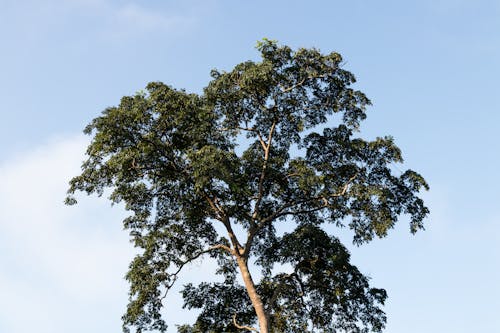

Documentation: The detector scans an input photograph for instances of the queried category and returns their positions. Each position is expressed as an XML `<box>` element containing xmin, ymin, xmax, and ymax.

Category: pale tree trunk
<box><xmin>236</xmin><ymin>256</ymin><xmax>270</xmax><ymax>333</ymax></box>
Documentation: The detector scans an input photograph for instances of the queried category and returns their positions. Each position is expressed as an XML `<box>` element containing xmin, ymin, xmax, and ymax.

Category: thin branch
<box><xmin>258</xmin><ymin>194</ymin><xmax>325</xmax><ymax>226</ymax></box>
<box><xmin>232</xmin><ymin>313</ymin><xmax>258</xmax><ymax>332</ymax></box>
<box><xmin>252</xmin><ymin>120</ymin><xmax>277</xmax><ymax>220</ymax></box>
<box><xmin>220</xmin><ymin>216</ymin><xmax>244</xmax><ymax>257</ymax></box>
<box><xmin>205</xmin><ymin>192</ymin><xmax>244</xmax><ymax>257</ymax></box>
<box><xmin>168</xmin><ymin>244</ymin><xmax>231</xmax><ymax>282</ymax></box>
<box><xmin>288</xmin><ymin>272</ymin><xmax>310</xmax><ymax>316</ymax></box>
<box><xmin>285</xmin><ymin>172</ymin><xmax>301</xmax><ymax>178</ymax></box>
<box><xmin>269</xmin><ymin>272</ymin><xmax>307</xmax><ymax>309</ymax></box>
<box><xmin>244</xmin><ymin>120</ymin><xmax>277</xmax><ymax>258</ymax></box>
<box><xmin>204</xmin><ymin>193</ymin><xmax>224</xmax><ymax>221</ymax></box>
<box><xmin>239</xmin><ymin>126</ymin><xmax>267</xmax><ymax>152</ymax></box>
<box><xmin>279</xmin><ymin>74</ymin><xmax>328</xmax><ymax>93</ymax></box>
<box><xmin>160</xmin><ymin>244</ymin><xmax>232</xmax><ymax>300</ymax></box>
<box><xmin>271</xmin><ymin>205</ymin><xmax>328</xmax><ymax>220</ymax></box>
<box><xmin>221</xmin><ymin>125</ymin><xmax>267</xmax><ymax>152</ymax></box>
<box><xmin>280</xmin><ymin>77</ymin><xmax>306</xmax><ymax>93</ymax></box>
<box><xmin>330</xmin><ymin>172</ymin><xmax>358</xmax><ymax>197</ymax></box>
<box><xmin>243</xmin><ymin>227</ymin><xmax>258</xmax><ymax>259</ymax></box>
<box><xmin>260</xmin><ymin>172</ymin><xmax>359</xmax><ymax>224</ymax></box>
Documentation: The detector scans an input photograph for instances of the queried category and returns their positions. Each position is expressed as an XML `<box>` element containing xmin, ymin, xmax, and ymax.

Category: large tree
<box><xmin>66</xmin><ymin>40</ymin><xmax>429</xmax><ymax>333</ymax></box>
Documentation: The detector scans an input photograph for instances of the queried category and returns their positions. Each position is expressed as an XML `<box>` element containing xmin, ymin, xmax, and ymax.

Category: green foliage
<box><xmin>67</xmin><ymin>40</ymin><xmax>429</xmax><ymax>333</ymax></box>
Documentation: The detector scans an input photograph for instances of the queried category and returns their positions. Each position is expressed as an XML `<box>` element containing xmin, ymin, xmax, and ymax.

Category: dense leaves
<box><xmin>260</xmin><ymin>225</ymin><xmax>387</xmax><ymax>332</ymax></box>
<box><xmin>67</xmin><ymin>40</ymin><xmax>428</xmax><ymax>333</ymax></box>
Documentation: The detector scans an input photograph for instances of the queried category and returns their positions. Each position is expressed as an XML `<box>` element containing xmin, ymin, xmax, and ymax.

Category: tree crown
<box><xmin>67</xmin><ymin>40</ymin><xmax>429</xmax><ymax>333</ymax></box>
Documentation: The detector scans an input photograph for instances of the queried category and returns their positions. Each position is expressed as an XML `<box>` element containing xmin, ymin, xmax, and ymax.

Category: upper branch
<box><xmin>204</xmin><ymin>193</ymin><xmax>225</xmax><ymax>221</ymax></box>
<box><xmin>260</xmin><ymin>172</ymin><xmax>359</xmax><ymax>225</ymax></box>
<box><xmin>243</xmin><ymin>120</ymin><xmax>277</xmax><ymax>258</ymax></box>
<box><xmin>252</xmin><ymin>120</ymin><xmax>277</xmax><ymax>220</ymax></box>
<box><xmin>279</xmin><ymin>73</ymin><xmax>328</xmax><ymax>93</ymax></box>
<box><xmin>279</xmin><ymin>77</ymin><xmax>306</xmax><ymax>93</ymax></box>
<box><xmin>204</xmin><ymin>193</ymin><xmax>244</xmax><ymax>256</ymax></box>
<box><xmin>220</xmin><ymin>125</ymin><xmax>267</xmax><ymax>152</ymax></box>
<box><xmin>222</xmin><ymin>216</ymin><xmax>245</xmax><ymax>257</ymax></box>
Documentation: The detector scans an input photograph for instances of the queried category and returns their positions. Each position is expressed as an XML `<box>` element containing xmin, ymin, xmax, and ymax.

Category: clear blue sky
<box><xmin>0</xmin><ymin>0</ymin><xmax>499</xmax><ymax>332</ymax></box>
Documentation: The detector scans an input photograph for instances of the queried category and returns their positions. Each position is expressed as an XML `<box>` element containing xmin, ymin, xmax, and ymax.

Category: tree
<box><xmin>66</xmin><ymin>40</ymin><xmax>429</xmax><ymax>333</ymax></box>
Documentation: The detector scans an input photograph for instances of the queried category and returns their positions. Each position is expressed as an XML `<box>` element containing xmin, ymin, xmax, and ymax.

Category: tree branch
<box><xmin>160</xmin><ymin>244</ymin><xmax>232</xmax><ymax>300</ymax></box>
<box><xmin>169</xmin><ymin>244</ymin><xmax>231</xmax><ymax>282</ymax></box>
<box><xmin>244</xmin><ymin>120</ymin><xmax>277</xmax><ymax>258</ymax></box>
<box><xmin>221</xmin><ymin>125</ymin><xmax>267</xmax><ymax>152</ymax></box>
<box><xmin>330</xmin><ymin>172</ymin><xmax>358</xmax><ymax>198</ymax></box>
<box><xmin>239</xmin><ymin>126</ymin><xmax>267</xmax><ymax>151</ymax></box>
<box><xmin>280</xmin><ymin>77</ymin><xmax>306</xmax><ymax>93</ymax></box>
<box><xmin>260</xmin><ymin>172</ymin><xmax>359</xmax><ymax>225</ymax></box>
<box><xmin>268</xmin><ymin>272</ymin><xmax>307</xmax><ymax>310</ymax></box>
<box><xmin>222</xmin><ymin>216</ymin><xmax>244</xmax><ymax>257</ymax></box>
<box><xmin>204</xmin><ymin>192</ymin><xmax>244</xmax><ymax>257</ymax></box>
<box><xmin>279</xmin><ymin>74</ymin><xmax>328</xmax><ymax>93</ymax></box>
<box><xmin>252</xmin><ymin>120</ymin><xmax>277</xmax><ymax>220</ymax></box>
<box><xmin>204</xmin><ymin>193</ymin><xmax>225</xmax><ymax>221</ymax></box>
<box><xmin>232</xmin><ymin>313</ymin><xmax>258</xmax><ymax>332</ymax></box>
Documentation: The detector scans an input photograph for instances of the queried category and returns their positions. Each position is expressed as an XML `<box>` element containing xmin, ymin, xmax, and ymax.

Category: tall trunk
<box><xmin>236</xmin><ymin>256</ymin><xmax>269</xmax><ymax>333</ymax></box>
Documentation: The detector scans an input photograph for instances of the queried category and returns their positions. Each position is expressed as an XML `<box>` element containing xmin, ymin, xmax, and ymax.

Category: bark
<box><xmin>236</xmin><ymin>256</ymin><xmax>269</xmax><ymax>333</ymax></box>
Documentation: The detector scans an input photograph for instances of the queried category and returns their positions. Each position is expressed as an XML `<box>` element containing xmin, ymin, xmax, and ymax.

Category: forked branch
<box><xmin>205</xmin><ymin>193</ymin><xmax>244</xmax><ymax>256</ymax></box>
<box><xmin>252</xmin><ymin>120</ymin><xmax>277</xmax><ymax>220</ymax></box>
<box><xmin>204</xmin><ymin>193</ymin><xmax>225</xmax><ymax>221</ymax></box>
<box><xmin>244</xmin><ymin>120</ymin><xmax>277</xmax><ymax>257</ymax></box>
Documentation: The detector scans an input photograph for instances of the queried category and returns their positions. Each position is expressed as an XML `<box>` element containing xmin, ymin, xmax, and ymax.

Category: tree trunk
<box><xmin>236</xmin><ymin>256</ymin><xmax>269</xmax><ymax>333</ymax></box>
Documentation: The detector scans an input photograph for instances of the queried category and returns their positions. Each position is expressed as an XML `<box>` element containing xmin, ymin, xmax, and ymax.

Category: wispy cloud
<box><xmin>1</xmin><ymin>0</ymin><xmax>199</xmax><ymax>45</ymax></box>
<box><xmin>0</xmin><ymin>135</ymin><xmax>133</xmax><ymax>332</ymax></box>
<box><xmin>113</xmin><ymin>3</ymin><xmax>194</xmax><ymax>33</ymax></box>
<box><xmin>0</xmin><ymin>135</ymin><xmax>221</xmax><ymax>332</ymax></box>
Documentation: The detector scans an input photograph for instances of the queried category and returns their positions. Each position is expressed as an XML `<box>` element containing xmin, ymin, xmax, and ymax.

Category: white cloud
<box><xmin>0</xmin><ymin>135</ymin><xmax>222</xmax><ymax>332</ymax></box>
<box><xmin>0</xmin><ymin>135</ymin><xmax>133</xmax><ymax>332</ymax></box>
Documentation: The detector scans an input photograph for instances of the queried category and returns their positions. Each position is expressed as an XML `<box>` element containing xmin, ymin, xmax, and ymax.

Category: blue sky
<box><xmin>0</xmin><ymin>0</ymin><xmax>499</xmax><ymax>332</ymax></box>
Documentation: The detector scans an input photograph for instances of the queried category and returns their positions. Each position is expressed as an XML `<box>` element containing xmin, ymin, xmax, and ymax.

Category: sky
<box><xmin>0</xmin><ymin>0</ymin><xmax>499</xmax><ymax>332</ymax></box>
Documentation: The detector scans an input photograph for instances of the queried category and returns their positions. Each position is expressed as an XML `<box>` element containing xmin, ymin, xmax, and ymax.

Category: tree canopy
<box><xmin>66</xmin><ymin>40</ymin><xmax>429</xmax><ymax>333</ymax></box>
